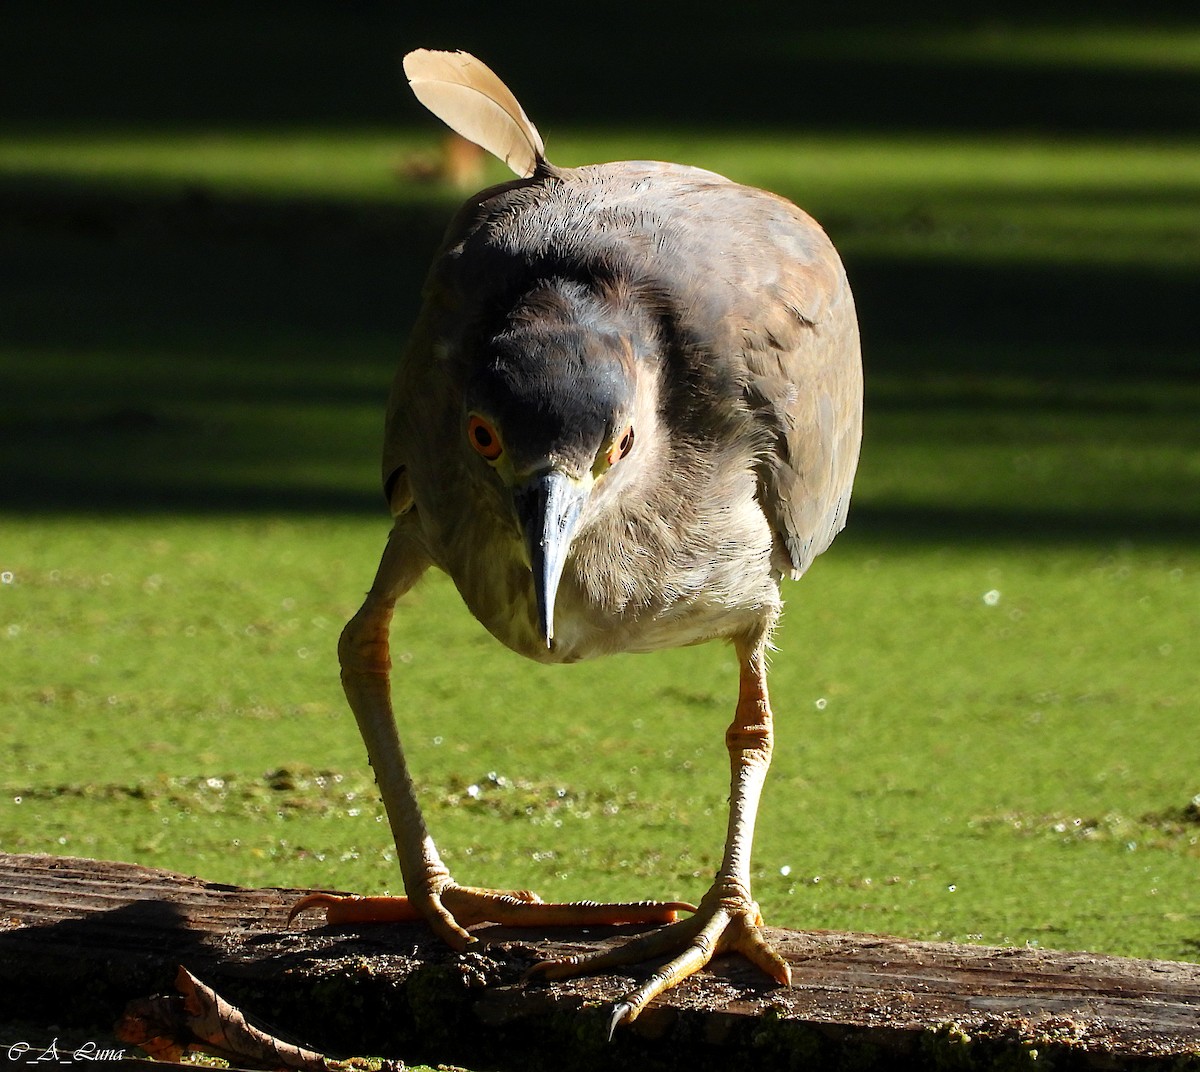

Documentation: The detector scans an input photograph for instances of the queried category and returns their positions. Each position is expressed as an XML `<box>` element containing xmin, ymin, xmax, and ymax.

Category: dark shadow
<box><xmin>0</xmin><ymin>890</ymin><xmax>412</xmax><ymax>1057</ymax></box>
<box><xmin>0</xmin><ymin>896</ymin><xmax>209</xmax><ymax>1028</ymax></box>
<box><xmin>850</xmin><ymin>257</ymin><xmax>1198</xmax><ymax>377</ymax></box>
<box><xmin>3</xmin><ymin>1</ymin><xmax>1199</xmax><ymax>136</ymax></box>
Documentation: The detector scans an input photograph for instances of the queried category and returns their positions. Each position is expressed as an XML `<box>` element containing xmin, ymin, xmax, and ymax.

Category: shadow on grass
<box><xmin>3</xmin><ymin>178</ymin><xmax>1198</xmax><ymax>546</ymax></box>
<box><xmin>4</xmin><ymin>1</ymin><xmax>1199</xmax><ymax>136</ymax></box>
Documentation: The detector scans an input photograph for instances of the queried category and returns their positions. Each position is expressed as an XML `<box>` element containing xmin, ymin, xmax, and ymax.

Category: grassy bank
<box><xmin>2</xmin><ymin>515</ymin><xmax>1198</xmax><ymax>962</ymax></box>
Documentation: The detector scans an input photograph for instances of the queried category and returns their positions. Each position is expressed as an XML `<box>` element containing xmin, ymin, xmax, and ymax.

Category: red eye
<box><xmin>467</xmin><ymin>415</ymin><xmax>504</xmax><ymax>461</ymax></box>
<box><xmin>607</xmin><ymin>426</ymin><xmax>635</xmax><ymax>466</ymax></box>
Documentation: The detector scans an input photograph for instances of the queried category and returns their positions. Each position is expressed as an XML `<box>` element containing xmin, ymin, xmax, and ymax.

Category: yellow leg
<box><xmin>529</xmin><ymin>632</ymin><xmax>790</xmax><ymax>1032</ymax></box>
<box><xmin>311</xmin><ymin>521</ymin><xmax>691</xmax><ymax>946</ymax></box>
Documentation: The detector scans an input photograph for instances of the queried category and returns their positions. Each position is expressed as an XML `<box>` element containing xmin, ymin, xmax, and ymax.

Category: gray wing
<box><xmin>618</xmin><ymin>166</ymin><xmax>863</xmax><ymax>579</ymax></box>
<box><xmin>725</xmin><ymin>193</ymin><xmax>864</xmax><ymax>578</ymax></box>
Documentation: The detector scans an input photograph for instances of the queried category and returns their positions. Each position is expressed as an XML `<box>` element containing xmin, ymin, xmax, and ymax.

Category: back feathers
<box><xmin>403</xmin><ymin>49</ymin><xmax>546</xmax><ymax>179</ymax></box>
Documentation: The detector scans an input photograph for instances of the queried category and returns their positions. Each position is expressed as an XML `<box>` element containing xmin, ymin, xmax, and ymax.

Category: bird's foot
<box><xmin>526</xmin><ymin>891</ymin><xmax>790</xmax><ymax>1034</ymax></box>
<box><xmin>289</xmin><ymin>885</ymin><xmax>694</xmax><ymax>951</ymax></box>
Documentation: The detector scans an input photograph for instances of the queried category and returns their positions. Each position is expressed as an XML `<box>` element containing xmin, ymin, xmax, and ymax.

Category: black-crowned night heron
<box><xmin>294</xmin><ymin>49</ymin><xmax>863</xmax><ymax>1030</ymax></box>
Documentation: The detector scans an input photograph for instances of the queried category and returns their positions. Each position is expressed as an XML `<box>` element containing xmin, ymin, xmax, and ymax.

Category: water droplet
<box><xmin>983</xmin><ymin>589</ymin><xmax>1001</xmax><ymax>606</ymax></box>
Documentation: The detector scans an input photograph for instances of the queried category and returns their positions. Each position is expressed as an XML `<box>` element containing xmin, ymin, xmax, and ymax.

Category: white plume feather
<box><xmin>403</xmin><ymin>49</ymin><xmax>546</xmax><ymax>179</ymax></box>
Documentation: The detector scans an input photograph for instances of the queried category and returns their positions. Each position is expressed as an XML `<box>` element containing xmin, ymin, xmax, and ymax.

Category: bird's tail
<box><xmin>402</xmin><ymin>49</ymin><xmax>546</xmax><ymax>179</ymax></box>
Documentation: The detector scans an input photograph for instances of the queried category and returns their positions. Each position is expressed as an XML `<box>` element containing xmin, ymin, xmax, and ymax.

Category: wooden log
<box><xmin>0</xmin><ymin>852</ymin><xmax>1196</xmax><ymax>1070</ymax></box>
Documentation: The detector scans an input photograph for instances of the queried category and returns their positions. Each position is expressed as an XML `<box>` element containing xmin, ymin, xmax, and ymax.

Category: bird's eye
<box><xmin>467</xmin><ymin>415</ymin><xmax>504</xmax><ymax>461</ymax></box>
<box><xmin>607</xmin><ymin>426</ymin><xmax>635</xmax><ymax>467</ymax></box>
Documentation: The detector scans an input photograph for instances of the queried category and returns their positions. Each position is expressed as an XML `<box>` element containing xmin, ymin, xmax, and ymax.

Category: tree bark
<box><xmin>1</xmin><ymin>853</ymin><xmax>1196</xmax><ymax>1070</ymax></box>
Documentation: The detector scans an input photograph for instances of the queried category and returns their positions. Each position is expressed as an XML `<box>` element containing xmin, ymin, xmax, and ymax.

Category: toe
<box><xmin>288</xmin><ymin>893</ymin><xmax>423</xmax><ymax>926</ymax></box>
<box><xmin>720</xmin><ymin>912</ymin><xmax>791</xmax><ymax>986</ymax></box>
<box><xmin>532</xmin><ymin>902</ymin><xmax>790</xmax><ymax>1029</ymax></box>
<box><xmin>527</xmin><ymin>914</ymin><xmax>700</xmax><ymax>982</ymax></box>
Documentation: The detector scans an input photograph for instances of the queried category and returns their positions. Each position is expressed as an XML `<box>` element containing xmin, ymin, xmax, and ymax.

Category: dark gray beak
<box><xmin>514</xmin><ymin>469</ymin><xmax>590</xmax><ymax>647</ymax></box>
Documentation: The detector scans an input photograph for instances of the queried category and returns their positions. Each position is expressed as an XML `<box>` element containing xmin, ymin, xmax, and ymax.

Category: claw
<box><xmin>607</xmin><ymin>1002</ymin><xmax>633</xmax><ymax>1042</ymax></box>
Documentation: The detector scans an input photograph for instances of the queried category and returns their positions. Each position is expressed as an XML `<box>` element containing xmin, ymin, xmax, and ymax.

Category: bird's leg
<box><xmin>328</xmin><ymin>524</ymin><xmax>470</xmax><ymax>945</ymax></box>
<box><xmin>293</xmin><ymin>522</ymin><xmax>692</xmax><ymax>944</ymax></box>
<box><xmin>529</xmin><ymin>632</ymin><xmax>790</xmax><ymax>1029</ymax></box>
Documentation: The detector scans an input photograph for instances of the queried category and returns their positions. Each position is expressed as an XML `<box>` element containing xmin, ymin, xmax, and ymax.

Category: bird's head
<box><xmin>460</xmin><ymin>279</ymin><xmax>656</xmax><ymax>647</ymax></box>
